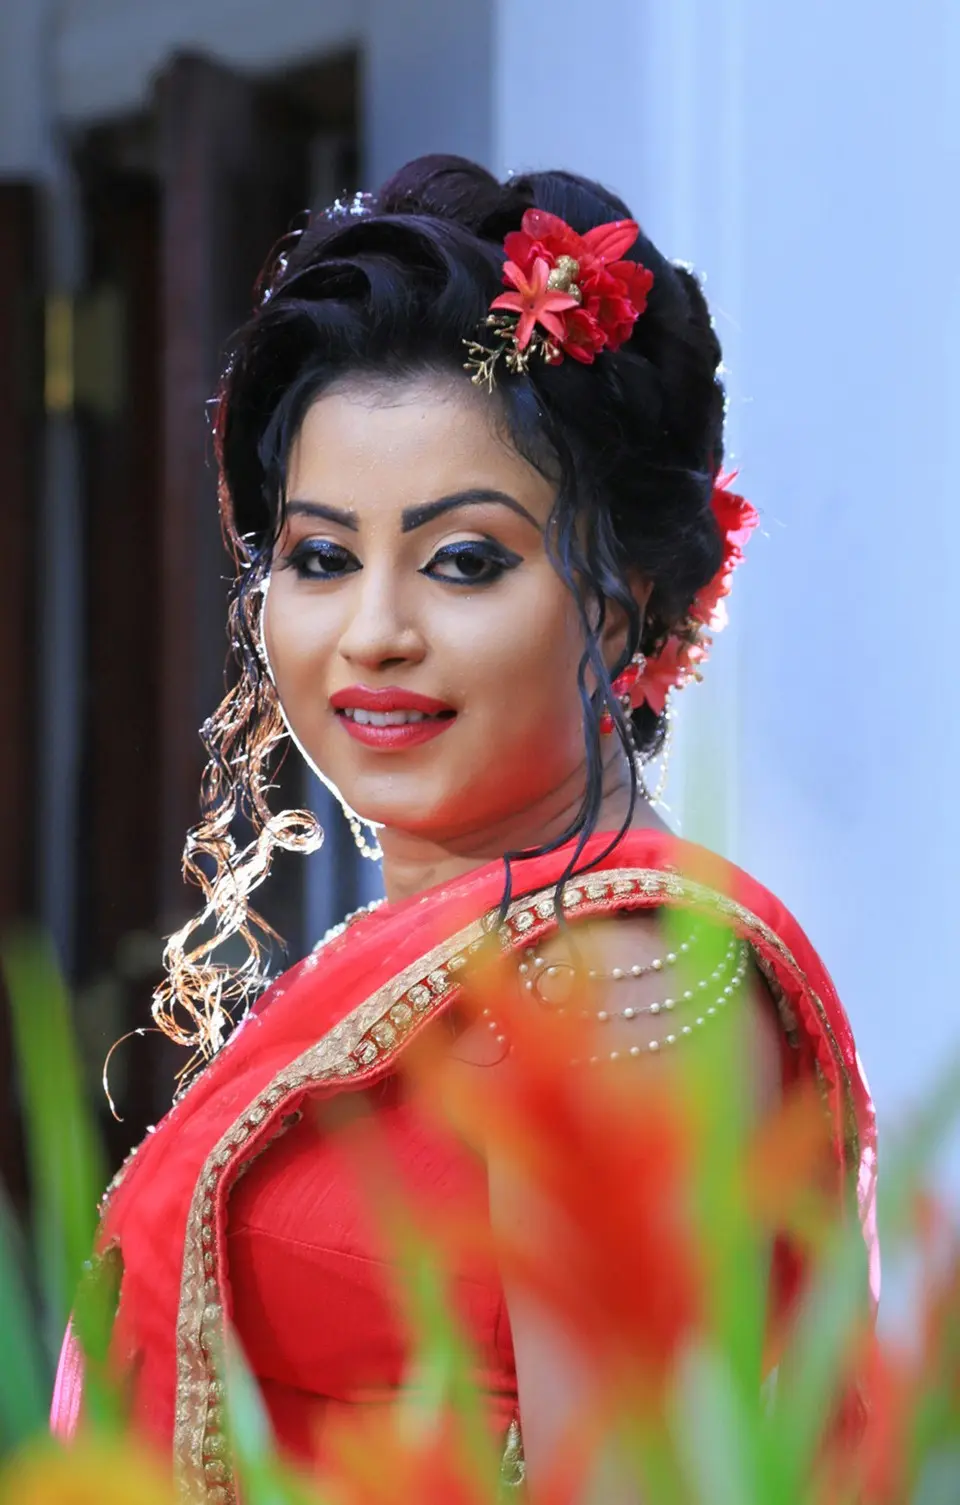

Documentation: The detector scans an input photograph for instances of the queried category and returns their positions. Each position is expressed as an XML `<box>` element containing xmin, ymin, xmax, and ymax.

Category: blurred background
<box><xmin>1</xmin><ymin>0</ymin><xmax>958</xmax><ymax>1209</ymax></box>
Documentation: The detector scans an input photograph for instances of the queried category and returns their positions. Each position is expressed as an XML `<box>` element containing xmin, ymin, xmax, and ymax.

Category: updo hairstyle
<box><xmin>155</xmin><ymin>154</ymin><xmax>728</xmax><ymax>1061</ymax></box>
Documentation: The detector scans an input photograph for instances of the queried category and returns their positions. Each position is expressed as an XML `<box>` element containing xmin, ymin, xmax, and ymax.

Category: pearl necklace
<box><xmin>480</xmin><ymin>938</ymin><xmax>751</xmax><ymax>1061</ymax></box>
<box><xmin>520</xmin><ymin>935</ymin><xmax>741</xmax><ymax>1017</ymax></box>
<box><xmin>518</xmin><ymin>925</ymin><xmax>702</xmax><ymax>1001</ymax></box>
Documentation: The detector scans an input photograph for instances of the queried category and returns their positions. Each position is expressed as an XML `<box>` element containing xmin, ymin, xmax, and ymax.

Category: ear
<box><xmin>599</xmin><ymin>571</ymin><xmax>653</xmax><ymax>672</ymax></box>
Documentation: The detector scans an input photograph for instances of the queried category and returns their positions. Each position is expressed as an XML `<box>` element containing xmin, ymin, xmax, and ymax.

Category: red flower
<box><xmin>689</xmin><ymin>477</ymin><xmax>759</xmax><ymax>632</ymax></box>
<box><xmin>710</xmin><ymin>473</ymin><xmax>759</xmax><ymax>552</ymax></box>
<box><xmin>557</xmin><ymin>306</ymin><xmax>607</xmax><ymax>363</ymax></box>
<box><xmin>634</xmin><ymin>638</ymin><xmax>707</xmax><ymax>716</ymax></box>
<box><xmin>504</xmin><ymin>209</ymin><xmax>640</xmax><ymax>274</ymax></box>
<box><xmin>578</xmin><ymin>262</ymin><xmax>655</xmax><ymax>351</ymax></box>
<box><xmin>493</xmin><ymin>209</ymin><xmax>653</xmax><ymax>367</ymax></box>
<box><xmin>608</xmin><ymin>257</ymin><xmax>656</xmax><ymax>313</ymax></box>
<box><xmin>489</xmin><ymin>256</ymin><xmax>580</xmax><ymax>352</ymax></box>
<box><xmin>603</xmin><ymin>476</ymin><xmax>756</xmax><ymax>713</ymax></box>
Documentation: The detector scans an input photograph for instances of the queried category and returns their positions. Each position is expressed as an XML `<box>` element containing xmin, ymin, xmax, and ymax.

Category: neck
<box><xmin>376</xmin><ymin>750</ymin><xmax>670</xmax><ymax>906</ymax></box>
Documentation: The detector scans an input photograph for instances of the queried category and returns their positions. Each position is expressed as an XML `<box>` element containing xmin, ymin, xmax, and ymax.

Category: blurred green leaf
<box><xmin>70</xmin><ymin>1251</ymin><xmax>126</xmax><ymax>1434</ymax></box>
<box><xmin>0</xmin><ymin>1183</ymin><xmax>49</xmax><ymax>1451</ymax></box>
<box><xmin>763</xmin><ymin>1201</ymin><xmax>869</xmax><ymax>1494</ymax></box>
<box><xmin>2</xmin><ymin>929</ymin><xmax>107</xmax><ymax>1352</ymax></box>
<box><xmin>672</xmin><ymin>1343</ymin><xmax>760</xmax><ymax>1505</ymax></box>
<box><xmin>914</xmin><ymin>1448</ymin><xmax>960</xmax><ymax>1505</ymax></box>
<box><xmin>679</xmin><ymin>980</ymin><xmax>767</xmax><ymax>1405</ymax></box>
<box><xmin>223</xmin><ymin>1333</ymin><xmax>331</xmax><ymax>1505</ymax></box>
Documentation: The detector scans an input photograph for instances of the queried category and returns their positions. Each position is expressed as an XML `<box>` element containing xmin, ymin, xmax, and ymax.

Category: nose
<box><xmin>336</xmin><ymin>562</ymin><xmax>426</xmax><ymax>673</ymax></box>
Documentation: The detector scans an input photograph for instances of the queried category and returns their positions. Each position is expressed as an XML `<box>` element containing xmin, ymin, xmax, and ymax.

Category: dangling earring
<box><xmin>599</xmin><ymin>651</ymin><xmax>647</xmax><ymax>735</ymax></box>
<box><xmin>599</xmin><ymin>650</ymin><xmax>660</xmax><ymax>805</ymax></box>
<box><xmin>641</xmin><ymin>699</ymin><xmax>675</xmax><ymax>809</ymax></box>
<box><xmin>345</xmin><ymin>811</ymin><xmax>383</xmax><ymax>862</ymax></box>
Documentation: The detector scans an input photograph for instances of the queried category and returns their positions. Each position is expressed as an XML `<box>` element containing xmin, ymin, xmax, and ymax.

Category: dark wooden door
<box><xmin>0</xmin><ymin>184</ymin><xmax>42</xmax><ymax>933</ymax></box>
<box><xmin>0</xmin><ymin>182</ymin><xmax>43</xmax><ymax>1199</ymax></box>
<box><xmin>153</xmin><ymin>50</ymin><xmax>359</xmax><ymax>958</ymax></box>
<box><xmin>71</xmin><ymin>52</ymin><xmax>358</xmax><ymax>1136</ymax></box>
<box><xmin>155</xmin><ymin>53</ymin><xmax>284</xmax><ymax>923</ymax></box>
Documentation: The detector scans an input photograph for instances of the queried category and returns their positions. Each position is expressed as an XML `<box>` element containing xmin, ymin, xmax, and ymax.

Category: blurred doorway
<box><xmin>68</xmin><ymin>50</ymin><xmax>359</xmax><ymax>1153</ymax></box>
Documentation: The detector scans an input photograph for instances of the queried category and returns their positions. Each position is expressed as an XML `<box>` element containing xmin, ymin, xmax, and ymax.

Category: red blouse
<box><xmin>228</xmin><ymin>1072</ymin><xmax>517</xmax><ymax>1466</ymax></box>
<box><xmin>51</xmin><ymin>829</ymin><xmax>878</xmax><ymax>1505</ymax></box>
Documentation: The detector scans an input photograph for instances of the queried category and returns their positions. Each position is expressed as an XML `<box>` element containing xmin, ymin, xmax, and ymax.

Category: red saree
<box><xmin>51</xmin><ymin>828</ymin><xmax>877</xmax><ymax>1500</ymax></box>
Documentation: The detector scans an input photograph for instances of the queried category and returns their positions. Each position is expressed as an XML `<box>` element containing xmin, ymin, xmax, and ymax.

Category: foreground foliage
<box><xmin>1</xmin><ymin>929</ymin><xmax>958</xmax><ymax>1504</ymax></box>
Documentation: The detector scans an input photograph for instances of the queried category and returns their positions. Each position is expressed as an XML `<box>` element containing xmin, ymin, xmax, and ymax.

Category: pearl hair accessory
<box><xmin>479</xmin><ymin>935</ymin><xmax>751</xmax><ymax>1061</ymax></box>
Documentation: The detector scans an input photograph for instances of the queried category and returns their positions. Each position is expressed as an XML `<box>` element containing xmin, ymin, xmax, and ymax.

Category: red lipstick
<box><xmin>329</xmin><ymin>685</ymin><xmax>457</xmax><ymax>750</ymax></box>
<box><xmin>329</xmin><ymin>687</ymin><xmax>454</xmax><ymax>714</ymax></box>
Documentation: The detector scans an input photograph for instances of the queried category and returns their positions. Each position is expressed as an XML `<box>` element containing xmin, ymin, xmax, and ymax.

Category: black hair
<box><xmin>187</xmin><ymin>152</ymin><xmax>728</xmax><ymax>1025</ymax></box>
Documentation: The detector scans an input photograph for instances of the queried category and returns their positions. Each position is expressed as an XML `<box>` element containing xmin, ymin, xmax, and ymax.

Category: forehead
<box><xmin>286</xmin><ymin>373</ymin><xmax>555</xmax><ymax>516</ymax></box>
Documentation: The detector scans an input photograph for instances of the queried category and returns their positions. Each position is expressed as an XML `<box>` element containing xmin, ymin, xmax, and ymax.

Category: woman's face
<box><xmin>263</xmin><ymin>372</ymin><xmax>618</xmax><ymax>847</ymax></box>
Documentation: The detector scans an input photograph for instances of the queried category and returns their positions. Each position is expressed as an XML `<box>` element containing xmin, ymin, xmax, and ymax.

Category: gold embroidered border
<box><xmin>173</xmin><ymin>866</ymin><xmax>861</xmax><ymax>1501</ymax></box>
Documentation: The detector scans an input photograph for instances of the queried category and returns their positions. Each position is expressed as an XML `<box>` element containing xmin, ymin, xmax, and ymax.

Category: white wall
<box><xmin>492</xmin><ymin>0</ymin><xmax>960</xmax><ymax>1188</ymax></box>
<box><xmin>364</xmin><ymin>0</ymin><xmax>492</xmax><ymax>185</ymax></box>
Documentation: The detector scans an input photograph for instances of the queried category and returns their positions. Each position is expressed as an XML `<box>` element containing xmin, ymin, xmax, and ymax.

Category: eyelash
<box><xmin>282</xmin><ymin>539</ymin><xmax>521</xmax><ymax>587</ymax></box>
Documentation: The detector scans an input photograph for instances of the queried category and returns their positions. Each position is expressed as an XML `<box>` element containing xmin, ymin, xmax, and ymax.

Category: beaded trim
<box><xmin>168</xmin><ymin>866</ymin><xmax>858</xmax><ymax>1502</ymax></box>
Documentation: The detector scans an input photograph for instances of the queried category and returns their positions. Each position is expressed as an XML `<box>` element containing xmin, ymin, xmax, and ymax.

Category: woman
<box><xmin>53</xmin><ymin>155</ymin><xmax>877</xmax><ymax>1500</ymax></box>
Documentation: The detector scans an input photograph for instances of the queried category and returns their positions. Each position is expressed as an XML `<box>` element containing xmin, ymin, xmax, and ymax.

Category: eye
<box><xmin>423</xmin><ymin>541</ymin><xmax>521</xmax><ymax>586</ymax></box>
<box><xmin>284</xmin><ymin>539</ymin><xmax>360</xmax><ymax>580</ymax></box>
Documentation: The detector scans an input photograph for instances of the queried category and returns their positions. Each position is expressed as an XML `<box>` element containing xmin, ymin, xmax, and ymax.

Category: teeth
<box><xmin>344</xmin><ymin>708</ymin><xmax>431</xmax><ymax>726</ymax></box>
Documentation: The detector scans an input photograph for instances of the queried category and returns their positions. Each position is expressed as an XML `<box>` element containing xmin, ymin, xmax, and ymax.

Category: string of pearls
<box><xmin>522</xmin><ymin>925</ymin><xmax>702</xmax><ymax>994</ymax></box>
<box><xmin>479</xmin><ymin>936</ymin><xmax>751</xmax><ymax>1061</ymax></box>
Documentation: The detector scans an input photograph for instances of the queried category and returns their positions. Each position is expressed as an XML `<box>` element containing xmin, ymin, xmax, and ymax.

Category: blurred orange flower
<box><xmin>744</xmin><ymin>1079</ymin><xmax>835</xmax><ymax>1245</ymax></box>
<box><xmin>0</xmin><ymin>1439</ymin><xmax>178</xmax><ymax>1505</ymax></box>
<box><xmin>320</xmin><ymin>1411</ymin><xmax>498</xmax><ymax>1505</ymax></box>
<box><xmin>416</xmin><ymin>959</ymin><xmax>703</xmax><ymax>1398</ymax></box>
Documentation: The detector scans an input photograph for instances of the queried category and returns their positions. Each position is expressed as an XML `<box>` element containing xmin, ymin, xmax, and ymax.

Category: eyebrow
<box><xmin>285</xmin><ymin>488</ymin><xmax>542</xmax><ymax>534</ymax></box>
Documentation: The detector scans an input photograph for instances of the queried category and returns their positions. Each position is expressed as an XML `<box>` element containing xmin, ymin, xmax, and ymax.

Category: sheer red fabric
<box><xmin>51</xmin><ymin>829</ymin><xmax>878</xmax><ymax>1496</ymax></box>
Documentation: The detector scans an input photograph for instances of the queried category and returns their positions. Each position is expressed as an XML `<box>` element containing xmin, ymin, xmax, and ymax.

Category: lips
<box><xmin>330</xmin><ymin>686</ymin><xmax>454</xmax><ymax>714</ymax></box>
<box><xmin>330</xmin><ymin>685</ymin><xmax>457</xmax><ymax>750</ymax></box>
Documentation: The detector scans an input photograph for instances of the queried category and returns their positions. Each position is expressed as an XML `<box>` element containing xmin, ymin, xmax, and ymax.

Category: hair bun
<box><xmin>375</xmin><ymin>153</ymin><xmax>529</xmax><ymax>239</ymax></box>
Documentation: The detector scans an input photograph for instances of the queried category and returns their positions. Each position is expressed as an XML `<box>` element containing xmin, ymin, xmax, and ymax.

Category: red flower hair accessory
<box><xmin>464</xmin><ymin>209</ymin><xmax>654</xmax><ymax>389</ymax></box>
<box><xmin>610</xmin><ymin>474</ymin><xmax>759</xmax><ymax>721</ymax></box>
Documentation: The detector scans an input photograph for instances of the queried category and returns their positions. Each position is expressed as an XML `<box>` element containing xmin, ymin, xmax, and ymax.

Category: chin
<box><xmin>340</xmin><ymin>769</ymin><xmax>459</xmax><ymax>823</ymax></box>
<box><xmin>350</xmin><ymin>791</ymin><xmax>487</xmax><ymax>844</ymax></box>
<box><xmin>359</xmin><ymin>805</ymin><xmax>459</xmax><ymax>839</ymax></box>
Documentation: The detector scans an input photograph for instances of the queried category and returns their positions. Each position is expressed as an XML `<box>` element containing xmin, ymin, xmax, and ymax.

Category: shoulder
<box><xmin>455</xmin><ymin>901</ymin><xmax>782</xmax><ymax>1122</ymax></box>
<box><xmin>541</xmin><ymin>909</ymin><xmax>780</xmax><ymax>1110</ymax></box>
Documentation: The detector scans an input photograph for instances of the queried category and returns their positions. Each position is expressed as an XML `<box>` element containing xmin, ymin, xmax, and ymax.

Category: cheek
<box><xmin>262</xmin><ymin>584</ymin><xmax>334</xmax><ymax>725</ymax></box>
<box><xmin>457</xmin><ymin>584</ymin><xmax>586</xmax><ymax>757</ymax></box>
